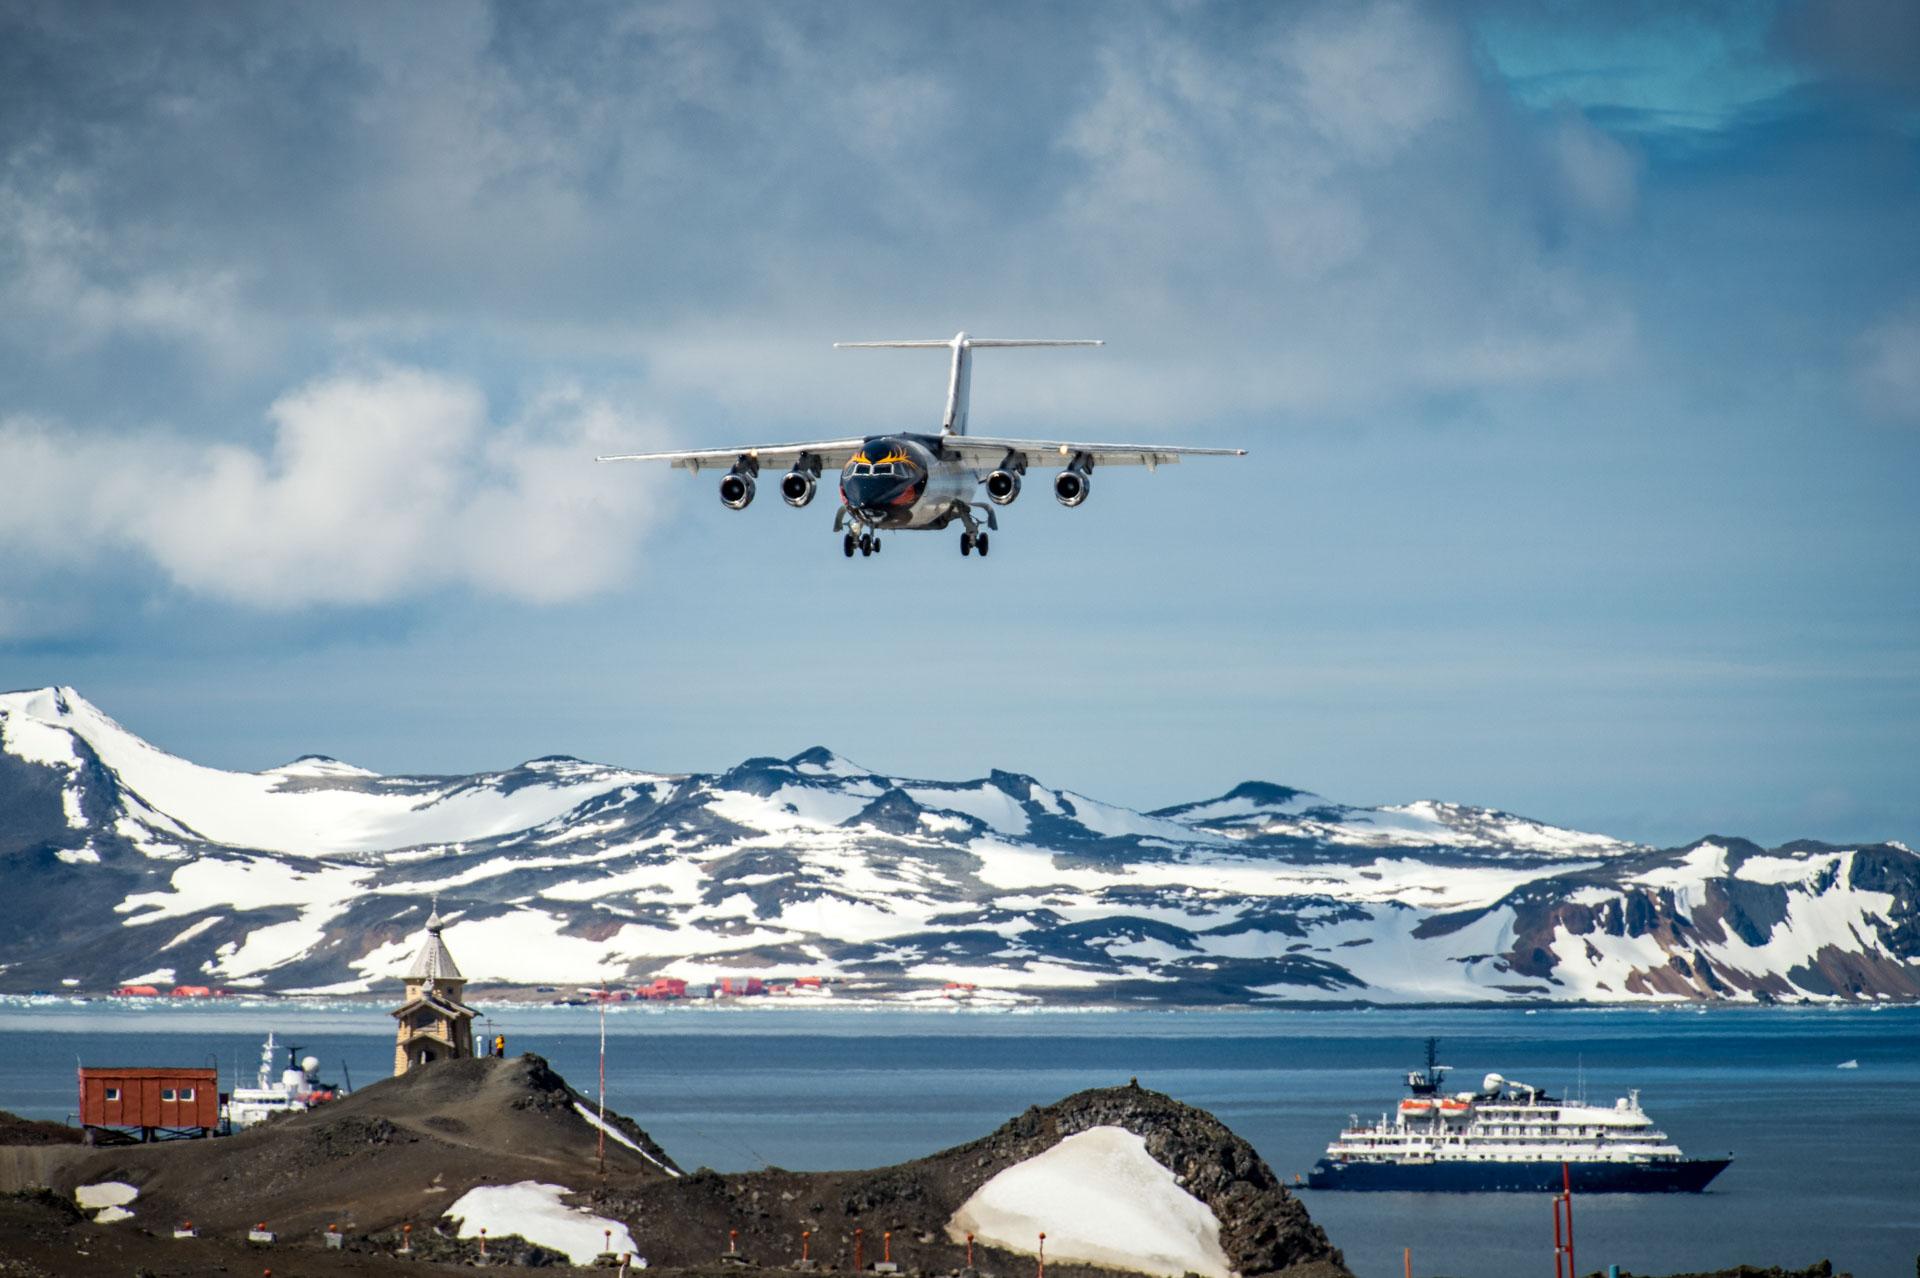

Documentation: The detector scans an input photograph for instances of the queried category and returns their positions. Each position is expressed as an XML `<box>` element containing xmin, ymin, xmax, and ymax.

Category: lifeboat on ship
<box><xmin>1438</xmin><ymin>1098</ymin><xmax>1472</xmax><ymax>1120</ymax></box>
<box><xmin>1398</xmin><ymin>1098</ymin><xmax>1436</xmax><ymax>1117</ymax></box>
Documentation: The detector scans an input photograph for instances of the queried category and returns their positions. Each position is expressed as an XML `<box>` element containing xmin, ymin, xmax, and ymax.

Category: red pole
<box><xmin>730</xmin><ymin>1229</ymin><xmax>739</xmax><ymax>1255</ymax></box>
<box><xmin>855</xmin><ymin>1228</ymin><xmax>864</xmax><ymax>1271</ymax></box>
<box><xmin>1403</xmin><ymin>1246</ymin><xmax>1411</xmax><ymax>1278</ymax></box>
<box><xmin>967</xmin><ymin>1234</ymin><xmax>975</xmax><ymax>1269</ymax></box>
<box><xmin>1553</xmin><ymin>1195</ymin><xmax>1564</xmax><ymax>1278</ymax></box>
<box><xmin>1563</xmin><ymin>1162</ymin><xmax>1575</xmax><ymax>1278</ymax></box>
<box><xmin>802</xmin><ymin>1230</ymin><xmax>811</xmax><ymax>1262</ymax></box>
<box><xmin>1038</xmin><ymin>1231</ymin><xmax>1047</xmax><ymax>1278</ymax></box>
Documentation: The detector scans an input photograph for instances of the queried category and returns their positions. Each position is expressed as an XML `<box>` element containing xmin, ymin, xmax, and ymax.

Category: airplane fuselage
<box><xmin>838</xmin><ymin>434</ymin><xmax>978</xmax><ymax>531</ymax></box>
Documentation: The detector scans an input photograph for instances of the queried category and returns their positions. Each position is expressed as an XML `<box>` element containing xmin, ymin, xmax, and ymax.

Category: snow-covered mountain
<box><xmin>2</xmin><ymin>686</ymin><xmax>1914</xmax><ymax>1004</ymax></box>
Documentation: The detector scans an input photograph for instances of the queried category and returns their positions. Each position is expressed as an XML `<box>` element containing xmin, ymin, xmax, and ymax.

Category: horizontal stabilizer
<box><xmin>833</xmin><ymin>331</ymin><xmax>1103</xmax><ymax>434</ymax></box>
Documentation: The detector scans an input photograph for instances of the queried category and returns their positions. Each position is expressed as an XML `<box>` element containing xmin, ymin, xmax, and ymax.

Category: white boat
<box><xmin>1307</xmin><ymin>1038</ymin><xmax>1731</xmax><ymax>1193</ymax></box>
<box><xmin>221</xmin><ymin>1032</ymin><xmax>346</xmax><ymax>1129</ymax></box>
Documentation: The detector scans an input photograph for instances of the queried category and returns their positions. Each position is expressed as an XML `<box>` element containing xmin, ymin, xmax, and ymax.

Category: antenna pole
<box><xmin>597</xmin><ymin>993</ymin><xmax>607</xmax><ymax>1176</ymax></box>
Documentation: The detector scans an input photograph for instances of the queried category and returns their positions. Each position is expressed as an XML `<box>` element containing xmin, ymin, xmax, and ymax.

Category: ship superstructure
<box><xmin>1306</xmin><ymin>1039</ymin><xmax>1731</xmax><ymax>1192</ymax></box>
<box><xmin>221</xmin><ymin>1032</ymin><xmax>346</xmax><ymax>1129</ymax></box>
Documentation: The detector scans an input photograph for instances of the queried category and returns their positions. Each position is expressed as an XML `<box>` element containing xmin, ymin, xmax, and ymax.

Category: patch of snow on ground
<box><xmin>1735</xmin><ymin>853</ymin><xmax>1843</xmax><ymax>885</ymax></box>
<box><xmin>1632</xmin><ymin>843</ymin><xmax>1730</xmax><ymax>891</ymax></box>
<box><xmin>5</xmin><ymin>688</ymin><xmax>652</xmax><ymax>855</ymax></box>
<box><xmin>92</xmin><ymin>1205</ymin><xmax>134</xmax><ymax>1223</ymax></box>
<box><xmin>117</xmin><ymin>968</ymin><xmax>175</xmax><ymax>985</ymax></box>
<box><xmin>445</xmin><ymin>1181</ymin><xmax>636</xmax><ymax>1265</ymax></box>
<box><xmin>56</xmin><ymin>845</ymin><xmax>100</xmax><ymax>864</ymax></box>
<box><xmin>947</xmin><ymin>1126</ymin><xmax>1230</xmax><ymax>1278</ymax></box>
<box><xmin>212</xmin><ymin>902</ymin><xmax>350</xmax><ymax>978</ymax></box>
<box><xmin>1060</xmin><ymin>793</ymin><xmax>1217</xmax><ymax>843</ymax></box>
<box><xmin>117</xmin><ymin>856</ymin><xmax>371</xmax><ymax>925</ymax></box>
<box><xmin>75</xmin><ymin>1182</ymin><xmax>138</xmax><ymax>1210</ymax></box>
<box><xmin>572</xmin><ymin>1101</ymin><xmax>679</xmax><ymax>1176</ymax></box>
<box><xmin>159</xmin><ymin>916</ymin><xmax>223</xmax><ymax>952</ymax></box>
<box><xmin>906</xmin><ymin>786</ymin><xmax>1029</xmax><ymax>836</ymax></box>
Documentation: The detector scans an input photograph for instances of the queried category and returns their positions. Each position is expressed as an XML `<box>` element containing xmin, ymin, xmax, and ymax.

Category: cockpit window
<box><xmin>851</xmin><ymin>462</ymin><xmax>872</xmax><ymax>474</ymax></box>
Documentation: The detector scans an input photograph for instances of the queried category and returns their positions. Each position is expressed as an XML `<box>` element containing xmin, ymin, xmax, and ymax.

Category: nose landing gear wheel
<box><xmin>960</xmin><ymin>532</ymin><xmax>974</xmax><ymax>556</ymax></box>
<box><xmin>843</xmin><ymin>533</ymin><xmax>856</xmax><ymax>558</ymax></box>
<box><xmin>975</xmin><ymin>531</ymin><xmax>989</xmax><ymax>557</ymax></box>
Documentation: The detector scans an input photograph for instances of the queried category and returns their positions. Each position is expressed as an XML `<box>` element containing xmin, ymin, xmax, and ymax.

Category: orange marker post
<box><xmin>884</xmin><ymin>1231</ymin><xmax>892</xmax><ymax>1264</ymax></box>
<box><xmin>1038</xmin><ymin>1231</ymin><xmax>1047</xmax><ymax>1278</ymax></box>
<box><xmin>966</xmin><ymin>1233</ymin><xmax>975</xmax><ymax>1268</ymax></box>
<box><xmin>855</xmin><ymin>1227</ymin><xmax>865</xmax><ymax>1271</ymax></box>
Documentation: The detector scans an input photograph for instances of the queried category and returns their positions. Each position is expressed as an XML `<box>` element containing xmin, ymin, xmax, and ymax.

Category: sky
<box><xmin>1</xmin><ymin>0</ymin><xmax>1916</xmax><ymax>848</ymax></box>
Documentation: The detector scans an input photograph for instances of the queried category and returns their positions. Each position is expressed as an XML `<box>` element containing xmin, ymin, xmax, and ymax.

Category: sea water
<box><xmin>2</xmin><ymin>1002</ymin><xmax>1915</xmax><ymax>1278</ymax></box>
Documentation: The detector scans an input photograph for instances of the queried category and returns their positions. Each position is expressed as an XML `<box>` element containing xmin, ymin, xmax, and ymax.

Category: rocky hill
<box><xmin>2</xmin><ymin>686</ymin><xmax>1915</xmax><ymax>1004</ymax></box>
<box><xmin>16</xmin><ymin>1057</ymin><xmax>1345</xmax><ymax>1278</ymax></box>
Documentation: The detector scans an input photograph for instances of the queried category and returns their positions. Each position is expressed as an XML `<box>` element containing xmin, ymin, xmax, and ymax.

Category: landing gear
<box><xmin>843</xmin><ymin>533</ymin><xmax>856</xmax><ymax>558</ymax></box>
<box><xmin>859</xmin><ymin>533</ymin><xmax>874</xmax><ymax>557</ymax></box>
<box><xmin>975</xmin><ymin>531</ymin><xmax>989</xmax><ymax>557</ymax></box>
<box><xmin>960</xmin><ymin>532</ymin><xmax>973</xmax><ymax>556</ymax></box>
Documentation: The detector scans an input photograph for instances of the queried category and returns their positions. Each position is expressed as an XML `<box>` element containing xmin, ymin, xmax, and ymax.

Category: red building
<box><xmin>77</xmin><ymin>1067</ymin><xmax>220</xmax><ymax>1143</ymax></box>
<box><xmin>713</xmin><ymin>976</ymin><xmax>765</xmax><ymax>997</ymax></box>
<box><xmin>639</xmin><ymin>978</ymin><xmax>688</xmax><ymax>1000</ymax></box>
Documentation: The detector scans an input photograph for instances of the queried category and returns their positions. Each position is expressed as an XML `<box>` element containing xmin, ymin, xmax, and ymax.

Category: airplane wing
<box><xmin>596</xmin><ymin>439</ymin><xmax>870</xmax><ymax>472</ymax></box>
<box><xmin>937</xmin><ymin>436</ymin><xmax>1247</xmax><ymax>470</ymax></box>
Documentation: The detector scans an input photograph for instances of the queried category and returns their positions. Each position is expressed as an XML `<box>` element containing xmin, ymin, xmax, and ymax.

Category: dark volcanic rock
<box><xmin>0</xmin><ymin>1111</ymin><xmax>82</xmax><ymax>1147</ymax></box>
<box><xmin>592</xmin><ymin>1081</ymin><xmax>1349</xmax><ymax>1278</ymax></box>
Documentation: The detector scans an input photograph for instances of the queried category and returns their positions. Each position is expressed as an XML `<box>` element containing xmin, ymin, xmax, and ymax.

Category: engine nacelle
<box><xmin>985</xmin><ymin>469</ymin><xmax>1022</xmax><ymax>506</ymax></box>
<box><xmin>719</xmin><ymin>471</ymin><xmax>756</xmax><ymax>510</ymax></box>
<box><xmin>780</xmin><ymin>470</ymin><xmax>817</xmax><ymax>508</ymax></box>
<box><xmin>1053</xmin><ymin>469</ymin><xmax>1091</xmax><ymax>507</ymax></box>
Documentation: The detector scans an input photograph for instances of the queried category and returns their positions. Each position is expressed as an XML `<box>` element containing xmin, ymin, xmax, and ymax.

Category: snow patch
<box><xmin>572</xmin><ymin>1101</ymin><xmax>679</xmax><ymax>1177</ymax></box>
<box><xmin>444</xmin><ymin>1181</ymin><xmax>636</xmax><ymax>1265</ymax></box>
<box><xmin>947</xmin><ymin>1126</ymin><xmax>1230</xmax><ymax>1278</ymax></box>
<box><xmin>75</xmin><ymin>1182</ymin><xmax>138</xmax><ymax>1210</ymax></box>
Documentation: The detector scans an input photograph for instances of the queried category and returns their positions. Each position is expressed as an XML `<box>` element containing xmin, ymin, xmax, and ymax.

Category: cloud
<box><xmin>1856</xmin><ymin>309</ymin><xmax>1920</xmax><ymax>424</ymax></box>
<box><xmin>0</xmin><ymin>0</ymin><xmax>1646</xmax><ymax>435</ymax></box>
<box><xmin>0</xmin><ymin>367</ymin><xmax>668</xmax><ymax>608</ymax></box>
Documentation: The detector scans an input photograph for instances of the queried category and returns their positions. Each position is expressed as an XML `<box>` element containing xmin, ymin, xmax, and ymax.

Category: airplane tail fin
<box><xmin>834</xmin><ymin>332</ymin><xmax>1102</xmax><ymax>435</ymax></box>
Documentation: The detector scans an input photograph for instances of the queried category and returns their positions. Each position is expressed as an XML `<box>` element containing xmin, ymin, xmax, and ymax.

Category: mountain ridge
<box><xmin>1</xmin><ymin>686</ymin><xmax>1914</xmax><ymax>1004</ymax></box>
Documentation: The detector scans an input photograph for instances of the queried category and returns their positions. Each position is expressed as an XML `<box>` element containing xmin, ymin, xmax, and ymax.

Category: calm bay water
<box><xmin>2</xmin><ymin>1002</ymin><xmax>1915</xmax><ymax>1278</ymax></box>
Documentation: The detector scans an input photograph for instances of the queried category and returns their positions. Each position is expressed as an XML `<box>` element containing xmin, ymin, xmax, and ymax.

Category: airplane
<box><xmin>597</xmin><ymin>332</ymin><xmax>1246</xmax><ymax>558</ymax></box>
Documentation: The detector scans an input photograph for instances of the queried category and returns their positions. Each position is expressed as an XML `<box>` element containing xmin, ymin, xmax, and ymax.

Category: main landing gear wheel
<box><xmin>859</xmin><ymin>533</ymin><xmax>874</xmax><ymax>557</ymax></box>
<box><xmin>843</xmin><ymin>533</ymin><xmax>856</xmax><ymax>558</ymax></box>
<box><xmin>960</xmin><ymin>532</ymin><xmax>974</xmax><ymax>556</ymax></box>
<box><xmin>975</xmin><ymin>531</ymin><xmax>989</xmax><ymax>557</ymax></box>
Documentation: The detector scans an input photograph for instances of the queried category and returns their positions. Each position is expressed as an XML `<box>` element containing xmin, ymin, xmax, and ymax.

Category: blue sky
<box><xmin>1</xmin><ymin>1</ymin><xmax>1915</xmax><ymax>846</ymax></box>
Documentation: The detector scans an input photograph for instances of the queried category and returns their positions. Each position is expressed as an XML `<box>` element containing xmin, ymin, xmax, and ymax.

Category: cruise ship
<box><xmin>1305</xmin><ymin>1040</ymin><xmax>1731</xmax><ymax>1193</ymax></box>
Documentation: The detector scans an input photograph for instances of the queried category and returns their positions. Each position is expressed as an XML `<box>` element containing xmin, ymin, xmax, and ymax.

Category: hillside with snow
<box><xmin>1</xmin><ymin>686</ymin><xmax>1914</xmax><ymax>1004</ymax></box>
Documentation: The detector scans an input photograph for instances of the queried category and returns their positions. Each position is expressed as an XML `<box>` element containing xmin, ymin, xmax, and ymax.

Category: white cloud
<box><xmin>1857</xmin><ymin>309</ymin><xmax>1920</xmax><ymax>424</ymax></box>
<box><xmin>0</xmin><ymin>367</ymin><xmax>669</xmax><ymax>608</ymax></box>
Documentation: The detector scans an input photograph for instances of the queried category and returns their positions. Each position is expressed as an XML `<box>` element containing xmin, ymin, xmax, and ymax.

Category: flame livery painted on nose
<box><xmin>841</xmin><ymin>445</ymin><xmax>922</xmax><ymax>512</ymax></box>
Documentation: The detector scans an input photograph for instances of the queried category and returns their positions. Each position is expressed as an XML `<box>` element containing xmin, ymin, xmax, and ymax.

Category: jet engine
<box><xmin>781</xmin><ymin>470</ymin><xmax>817</xmax><ymax>508</ymax></box>
<box><xmin>719</xmin><ymin>469</ymin><xmax>756</xmax><ymax>510</ymax></box>
<box><xmin>985</xmin><ymin>469</ymin><xmax>1022</xmax><ymax>505</ymax></box>
<box><xmin>1053</xmin><ymin>466</ymin><xmax>1091</xmax><ymax>507</ymax></box>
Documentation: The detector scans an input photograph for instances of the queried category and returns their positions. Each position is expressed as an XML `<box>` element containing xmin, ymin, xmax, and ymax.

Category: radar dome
<box><xmin>301</xmin><ymin>1055</ymin><xmax>320</xmax><ymax>1074</ymax></box>
<box><xmin>1482</xmin><ymin>1072</ymin><xmax>1505</xmax><ymax>1093</ymax></box>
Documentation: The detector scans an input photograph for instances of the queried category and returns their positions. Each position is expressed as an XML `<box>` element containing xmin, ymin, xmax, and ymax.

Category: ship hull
<box><xmin>1306</xmin><ymin>1156</ymin><xmax>1731</xmax><ymax>1193</ymax></box>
